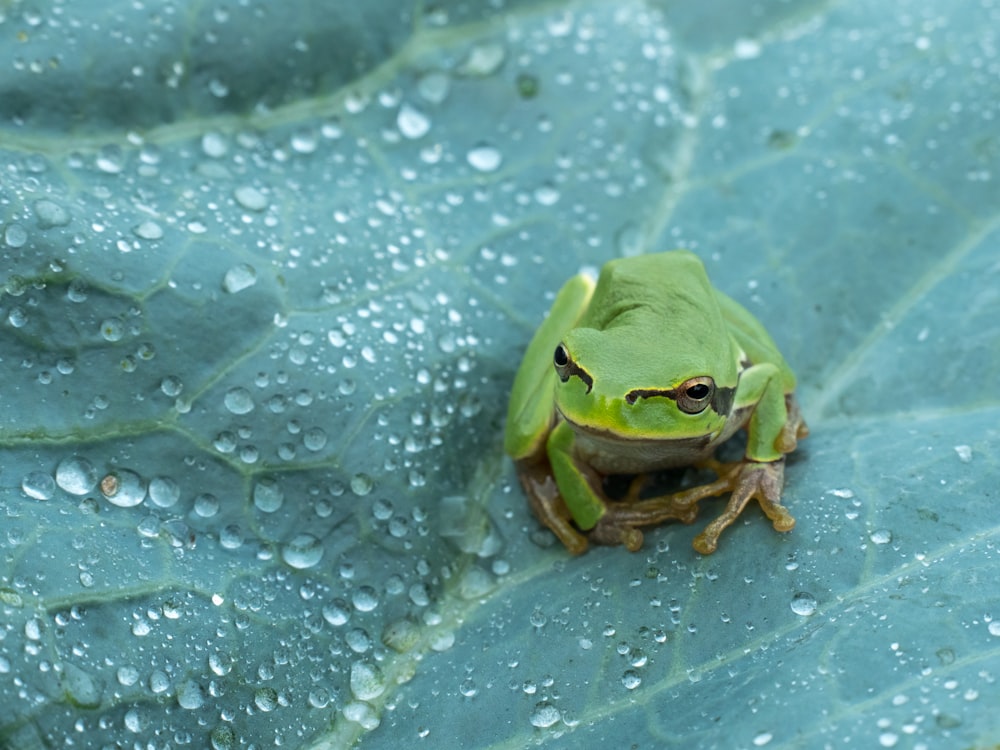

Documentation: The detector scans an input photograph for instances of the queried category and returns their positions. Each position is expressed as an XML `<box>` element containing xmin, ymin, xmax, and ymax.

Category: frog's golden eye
<box><xmin>675</xmin><ymin>376</ymin><xmax>715</xmax><ymax>414</ymax></box>
<box><xmin>553</xmin><ymin>343</ymin><xmax>593</xmax><ymax>393</ymax></box>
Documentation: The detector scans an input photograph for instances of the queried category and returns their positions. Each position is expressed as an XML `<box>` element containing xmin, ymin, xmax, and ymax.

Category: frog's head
<box><xmin>551</xmin><ymin>326</ymin><xmax>738</xmax><ymax>441</ymax></box>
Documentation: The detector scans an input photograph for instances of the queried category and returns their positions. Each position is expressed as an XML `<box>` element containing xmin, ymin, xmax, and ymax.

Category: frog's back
<box><xmin>581</xmin><ymin>251</ymin><xmax>721</xmax><ymax>333</ymax></box>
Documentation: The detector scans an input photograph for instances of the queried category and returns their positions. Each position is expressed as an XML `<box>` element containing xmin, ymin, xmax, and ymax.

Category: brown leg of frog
<box><xmin>587</xmin><ymin>487</ymin><xmax>702</xmax><ymax>552</ymax></box>
<box><xmin>515</xmin><ymin>458</ymin><xmax>589</xmax><ymax>555</ymax></box>
<box><xmin>606</xmin><ymin>457</ymin><xmax>794</xmax><ymax>555</ymax></box>
<box><xmin>689</xmin><ymin>458</ymin><xmax>793</xmax><ymax>555</ymax></box>
<box><xmin>778</xmin><ymin>394</ymin><xmax>810</xmax><ymax>453</ymax></box>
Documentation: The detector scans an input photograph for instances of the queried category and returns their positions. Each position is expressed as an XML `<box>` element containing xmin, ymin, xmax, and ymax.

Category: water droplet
<box><xmin>101</xmin><ymin>469</ymin><xmax>146</xmax><ymax>507</ymax></box>
<box><xmin>148</xmin><ymin>476</ymin><xmax>180</xmax><ymax>508</ymax></box>
<box><xmin>322</xmin><ymin>600</ymin><xmax>351</xmax><ymax>627</ymax></box>
<box><xmin>753</xmin><ymin>731</ymin><xmax>774</xmax><ymax>746</ymax></box>
<box><xmin>22</xmin><ymin>471</ymin><xmax>55</xmax><ymax>500</ymax></box>
<box><xmin>467</xmin><ymin>144</ymin><xmax>503</xmax><ymax>172</ymax></box>
<box><xmin>988</xmin><ymin>621</ymin><xmax>1000</xmax><ymax>637</ymax></box>
<box><xmin>417</xmin><ymin>71</ymin><xmax>450</xmax><ymax>103</ymax></box>
<box><xmin>282</xmin><ymin>533</ymin><xmax>324</xmax><ymax>569</ymax></box>
<box><xmin>622</xmin><ymin>669</ymin><xmax>642</xmax><ymax>690</ymax></box>
<box><xmin>117</xmin><ymin>665</ymin><xmax>140</xmax><ymax>686</ymax></box>
<box><xmin>529</xmin><ymin>701</ymin><xmax>561</xmax><ymax>728</ymax></box>
<box><xmin>194</xmin><ymin>493</ymin><xmax>219</xmax><ymax>518</ymax></box>
<box><xmin>177</xmin><ymin>679</ymin><xmax>204</xmax><ymax>709</ymax></box>
<box><xmin>457</xmin><ymin>42</ymin><xmax>506</xmax><ymax>76</ymax></box>
<box><xmin>3</xmin><ymin>222</ymin><xmax>28</xmax><ymax>248</ymax></box>
<box><xmin>95</xmin><ymin>145</ymin><xmax>124</xmax><ymax>174</ymax></box>
<box><xmin>123</xmin><ymin>707</ymin><xmax>143</xmax><ymax>733</ymax></box>
<box><xmin>252</xmin><ymin>478</ymin><xmax>284</xmax><ymax>513</ymax></box>
<box><xmin>253</xmin><ymin>686</ymin><xmax>278</xmax><ymax>712</ymax></box>
<box><xmin>234</xmin><ymin>185</ymin><xmax>268</xmax><ymax>212</ymax></box>
<box><xmin>533</xmin><ymin>183</ymin><xmax>560</xmax><ymax>206</ymax></box>
<box><xmin>350</xmin><ymin>662</ymin><xmax>386</xmax><ymax>700</ymax></box>
<box><xmin>210</xmin><ymin>724</ymin><xmax>236</xmax><ymax>750</ymax></box>
<box><xmin>954</xmin><ymin>445</ymin><xmax>973</xmax><ymax>463</ymax></box>
<box><xmin>160</xmin><ymin>375</ymin><xmax>183</xmax><ymax>397</ymax></box>
<box><xmin>133</xmin><ymin>221</ymin><xmax>164</xmax><ymax>240</ymax></box>
<box><xmin>224</xmin><ymin>386</ymin><xmax>255</xmax><ymax>414</ymax></box>
<box><xmin>790</xmin><ymin>591</ymin><xmax>818</xmax><ymax>617</ymax></box>
<box><xmin>201</xmin><ymin>132</ymin><xmax>229</xmax><ymax>158</ymax></box>
<box><xmin>351</xmin><ymin>473</ymin><xmax>374</xmax><ymax>496</ymax></box>
<box><xmin>733</xmin><ymin>37</ymin><xmax>762</xmax><ymax>59</ymax></box>
<box><xmin>397</xmin><ymin>103</ymin><xmax>431</xmax><ymax>139</ymax></box>
<box><xmin>303</xmin><ymin>427</ymin><xmax>328</xmax><ymax>452</ymax></box>
<box><xmin>208</xmin><ymin>651</ymin><xmax>234</xmax><ymax>676</ymax></box>
<box><xmin>343</xmin><ymin>700</ymin><xmax>380</xmax><ymax>730</ymax></box>
<box><xmin>55</xmin><ymin>456</ymin><xmax>98</xmax><ymax>495</ymax></box>
<box><xmin>61</xmin><ymin>662</ymin><xmax>102</xmax><ymax>709</ymax></box>
<box><xmin>870</xmin><ymin>529</ymin><xmax>892</xmax><ymax>545</ymax></box>
<box><xmin>222</xmin><ymin>263</ymin><xmax>257</xmax><ymax>294</ymax></box>
<box><xmin>382</xmin><ymin>618</ymin><xmax>420</xmax><ymax>652</ymax></box>
<box><xmin>33</xmin><ymin>199</ymin><xmax>70</xmax><ymax>229</ymax></box>
<box><xmin>100</xmin><ymin>317</ymin><xmax>125</xmax><ymax>342</ymax></box>
<box><xmin>352</xmin><ymin>586</ymin><xmax>379</xmax><ymax>612</ymax></box>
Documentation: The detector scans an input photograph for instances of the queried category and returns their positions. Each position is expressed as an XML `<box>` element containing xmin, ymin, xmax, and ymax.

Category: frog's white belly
<box><xmin>565</xmin><ymin>410</ymin><xmax>748</xmax><ymax>476</ymax></box>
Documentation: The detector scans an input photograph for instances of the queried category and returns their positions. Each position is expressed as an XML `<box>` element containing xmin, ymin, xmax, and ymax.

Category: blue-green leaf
<box><xmin>1</xmin><ymin>0</ymin><xmax>998</xmax><ymax>748</ymax></box>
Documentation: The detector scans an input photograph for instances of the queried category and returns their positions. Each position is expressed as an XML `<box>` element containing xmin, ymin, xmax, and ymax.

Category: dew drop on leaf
<box><xmin>282</xmin><ymin>533</ymin><xmax>324</xmax><ymax>569</ymax></box>
<box><xmin>33</xmin><ymin>199</ymin><xmax>70</xmax><ymax>228</ymax></box>
<box><xmin>222</xmin><ymin>264</ymin><xmax>257</xmax><ymax>294</ymax></box>
<box><xmin>102</xmin><ymin>469</ymin><xmax>147</xmax><ymax>507</ymax></box>
<box><xmin>132</xmin><ymin>220</ymin><xmax>164</xmax><ymax>240</ymax></box>
<box><xmin>397</xmin><ymin>103</ymin><xmax>431</xmax><ymax>139</ymax></box>
<box><xmin>252</xmin><ymin>477</ymin><xmax>284</xmax><ymax>513</ymax></box>
<box><xmin>233</xmin><ymin>186</ymin><xmax>268</xmax><ymax>212</ymax></box>
<box><xmin>350</xmin><ymin>661</ymin><xmax>386</xmax><ymax>701</ymax></box>
<box><xmin>869</xmin><ymin>529</ymin><xmax>892</xmax><ymax>545</ymax></box>
<box><xmin>790</xmin><ymin>591</ymin><xmax>818</xmax><ymax>617</ymax></box>
<box><xmin>529</xmin><ymin>700</ymin><xmax>561</xmax><ymax>728</ymax></box>
<box><xmin>3</xmin><ymin>222</ymin><xmax>28</xmax><ymax>247</ymax></box>
<box><xmin>253</xmin><ymin>686</ymin><xmax>278</xmax><ymax>712</ymax></box>
<box><xmin>21</xmin><ymin>471</ymin><xmax>55</xmax><ymax>500</ymax></box>
<box><xmin>224</xmin><ymin>386</ymin><xmax>255</xmax><ymax>414</ymax></box>
<box><xmin>148</xmin><ymin>475</ymin><xmax>180</xmax><ymax>508</ymax></box>
<box><xmin>417</xmin><ymin>71</ymin><xmax>450</xmax><ymax>103</ymax></box>
<box><xmin>100</xmin><ymin>317</ymin><xmax>125</xmax><ymax>342</ymax></box>
<box><xmin>622</xmin><ymin>669</ymin><xmax>642</xmax><ymax>690</ymax></box>
<box><xmin>55</xmin><ymin>455</ymin><xmax>98</xmax><ymax>495</ymax></box>
<box><xmin>210</xmin><ymin>724</ymin><xmax>236</xmax><ymax>750</ymax></box>
<box><xmin>466</xmin><ymin>144</ymin><xmax>503</xmax><ymax>172</ymax></box>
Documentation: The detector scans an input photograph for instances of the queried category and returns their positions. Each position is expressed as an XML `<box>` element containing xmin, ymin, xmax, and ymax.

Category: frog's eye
<box><xmin>553</xmin><ymin>343</ymin><xmax>594</xmax><ymax>393</ymax></box>
<box><xmin>553</xmin><ymin>343</ymin><xmax>570</xmax><ymax>371</ymax></box>
<box><xmin>675</xmin><ymin>376</ymin><xmax>715</xmax><ymax>414</ymax></box>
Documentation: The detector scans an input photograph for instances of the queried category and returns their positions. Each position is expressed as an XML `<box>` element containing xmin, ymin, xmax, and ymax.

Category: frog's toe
<box><xmin>588</xmin><ymin>518</ymin><xmax>644</xmax><ymax>552</ymax></box>
<box><xmin>760</xmin><ymin>501</ymin><xmax>795</xmax><ymax>533</ymax></box>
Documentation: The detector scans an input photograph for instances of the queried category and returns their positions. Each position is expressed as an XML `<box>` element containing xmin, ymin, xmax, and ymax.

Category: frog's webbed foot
<box><xmin>692</xmin><ymin>459</ymin><xmax>794</xmax><ymax>555</ymax></box>
<box><xmin>516</xmin><ymin>459</ymin><xmax>588</xmax><ymax>555</ymax></box>
<box><xmin>585</xmin><ymin>481</ymin><xmax>706</xmax><ymax>553</ymax></box>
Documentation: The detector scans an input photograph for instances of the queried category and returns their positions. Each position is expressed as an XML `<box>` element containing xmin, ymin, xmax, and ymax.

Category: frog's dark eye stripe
<box><xmin>626</xmin><ymin>376</ymin><xmax>731</xmax><ymax>416</ymax></box>
<box><xmin>553</xmin><ymin>343</ymin><xmax>593</xmax><ymax>393</ymax></box>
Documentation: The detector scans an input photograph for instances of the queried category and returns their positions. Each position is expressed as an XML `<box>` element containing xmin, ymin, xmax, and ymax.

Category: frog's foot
<box><xmin>588</xmin><ymin>514</ymin><xmax>644</xmax><ymax>552</ymax></box>
<box><xmin>585</xmin><ymin>486</ymin><xmax>707</xmax><ymax>553</ymax></box>
<box><xmin>692</xmin><ymin>458</ymin><xmax>794</xmax><ymax>555</ymax></box>
<box><xmin>516</xmin><ymin>460</ymin><xmax>588</xmax><ymax>555</ymax></box>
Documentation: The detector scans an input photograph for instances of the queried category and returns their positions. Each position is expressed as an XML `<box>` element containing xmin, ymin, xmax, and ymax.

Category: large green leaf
<box><xmin>2</xmin><ymin>0</ymin><xmax>998</xmax><ymax>747</ymax></box>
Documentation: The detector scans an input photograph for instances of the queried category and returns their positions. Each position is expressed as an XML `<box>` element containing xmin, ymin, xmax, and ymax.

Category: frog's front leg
<box><xmin>546</xmin><ymin>421</ymin><xmax>649</xmax><ymax>552</ymax></box>
<box><xmin>690</xmin><ymin>458</ymin><xmax>792</xmax><ymax>554</ymax></box>
<box><xmin>513</xmin><ymin>456</ymin><xmax>589</xmax><ymax>555</ymax></box>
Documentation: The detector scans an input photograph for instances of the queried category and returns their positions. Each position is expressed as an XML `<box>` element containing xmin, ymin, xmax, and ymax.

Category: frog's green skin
<box><xmin>504</xmin><ymin>250</ymin><xmax>808</xmax><ymax>555</ymax></box>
